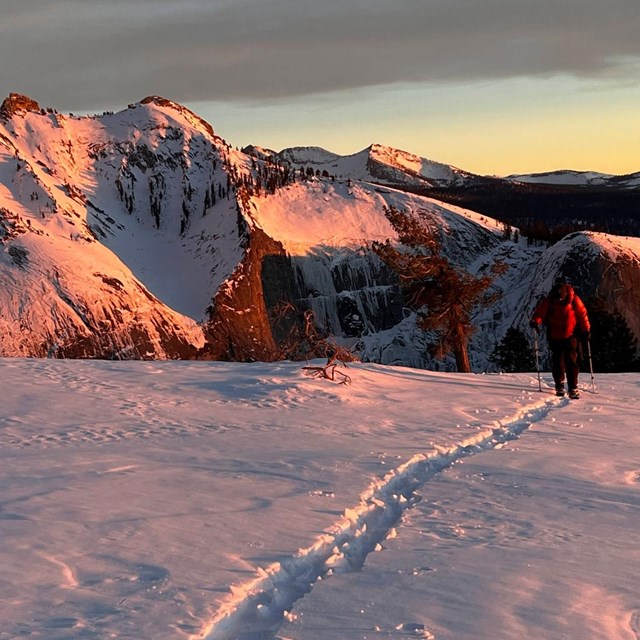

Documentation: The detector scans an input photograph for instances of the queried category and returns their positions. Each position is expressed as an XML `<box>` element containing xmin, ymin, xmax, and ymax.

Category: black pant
<box><xmin>549</xmin><ymin>337</ymin><xmax>579</xmax><ymax>390</ymax></box>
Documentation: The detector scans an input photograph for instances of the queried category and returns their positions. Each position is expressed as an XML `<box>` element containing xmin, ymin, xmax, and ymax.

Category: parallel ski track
<box><xmin>193</xmin><ymin>395</ymin><xmax>565</xmax><ymax>640</ymax></box>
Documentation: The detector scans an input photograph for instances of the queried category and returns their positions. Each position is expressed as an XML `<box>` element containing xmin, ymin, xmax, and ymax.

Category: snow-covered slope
<box><xmin>0</xmin><ymin>95</ymin><xmax>252</xmax><ymax>357</ymax></box>
<box><xmin>507</xmin><ymin>170</ymin><xmax>613</xmax><ymax>186</ymax></box>
<box><xmin>2</xmin><ymin>358</ymin><xmax>640</xmax><ymax>639</ymax></box>
<box><xmin>517</xmin><ymin>231</ymin><xmax>640</xmax><ymax>340</ymax></box>
<box><xmin>272</xmin><ymin>143</ymin><xmax>478</xmax><ymax>189</ymax></box>
<box><xmin>508</xmin><ymin>169</ymin><xmax>640</xmax><ymax>189</ymax></box>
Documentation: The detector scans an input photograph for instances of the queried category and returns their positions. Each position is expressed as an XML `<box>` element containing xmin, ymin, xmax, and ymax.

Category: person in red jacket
<box><xmin>530</xmin><ymin>281</ymin><xmax>591</xmax><ymax>398</ymax></box>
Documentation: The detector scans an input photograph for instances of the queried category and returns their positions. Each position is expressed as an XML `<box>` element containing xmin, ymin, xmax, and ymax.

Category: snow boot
<box><xmin>555</xmin><ymin>385</ymin><xmax>566</xmax><ymax>397</ymax></box>
<box><xmin>568</xmin><ymin>388</ymin><xmax>581</xmax><ymax>400</ymax></box>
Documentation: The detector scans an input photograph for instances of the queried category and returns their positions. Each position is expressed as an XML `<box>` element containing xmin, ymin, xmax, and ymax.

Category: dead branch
<box><xmin>302</xmin><ymin>362</ymin><xmax>352</xmax><ymax>385</ymax></box>
<box><xmin>302</xmin><ymin>345</ymin><xmax>355</xmax><ymax>385</ymax></box>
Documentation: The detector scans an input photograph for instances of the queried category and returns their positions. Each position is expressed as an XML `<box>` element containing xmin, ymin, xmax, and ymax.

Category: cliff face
<box><xmin>557</xmin><ymin>233</ymin><xmax>640</xmax><ymax>342</ymax></box>
<box><xmin>517</xmin><ymin>232</ymin><xmax>640</xmax><ymax>346</ymax></box>
<box><xmin>288</xmin><ymin>250</ymin><xmax>403</xmax><ymax>339</ymax></box>
<box><xmin>596</xmin><ymin>256</ymin><xmax>640</xmax><ymax>343</ymax></box>
<box><xmin>202</xmin><ymin>226</ymin><xmax>298</xmax><ymax>361</ymax></box>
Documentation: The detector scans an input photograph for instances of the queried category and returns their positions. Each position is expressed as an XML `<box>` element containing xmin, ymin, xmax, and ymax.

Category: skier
<box><xmin>529</xmin><ymin>280</ymin><xmax>591</xmax><ymax>398</ymax></box>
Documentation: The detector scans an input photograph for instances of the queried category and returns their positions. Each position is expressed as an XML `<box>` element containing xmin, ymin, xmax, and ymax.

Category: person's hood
<box><xmin>550</xmin><ymin>283</ymin><xmax>574</xmax><ymax>304</ymax></box>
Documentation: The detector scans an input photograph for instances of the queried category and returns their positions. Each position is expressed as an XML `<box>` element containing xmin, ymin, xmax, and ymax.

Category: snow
<box><xmin>506</xmin><ymin>170</ymin><xmax>640</xmax><ymax>190</ymax></box>
<box><xmin>510</xmin><ymin>230</ymin><xmax>640</xmax><ymax>338</ymax></box>
<box><xmin>1</xmin><ymin>96</ymin><xmax>521</xmax><ymax>364</ymax></box>
<box><xmin>506</xmin><ymin>170</ymin><xmax>613</xmax><ymax>186</ymax></box>
<box><xmin>368</xmin><ymin>144</ymin><xmax>464</xmax><ymax>184</ymax></box>
<box><xmin>251</xmin><ymin>180</ymin><xmax>396</xmax><ymax>255</ymax></box>
<box><xmin>575</xmin><ymin>231</ymin><xmax>640</xmax><ymax>263</ymax></box>
<box><xmin>0</xmin><ymin>100</ymin><xmax>244</xmax><ymax>324</ymax></box>
<box><xmin>2</xmin><ymin>358</ymin><xmax>639</xmax><ymax>640</ymax></box>
<box><xmin>277</xmin><ymin>147</ymin><xmax>342</xmax><ymax>166</ymax></box>
<box><xmin>276</xmin><ymin>144</ymin><xmax>469</xmax><ymax>188</ymax></box>
<box><xmin>251</xmin><ymin>178</ymin><xmax>502</xmax><ymax>257</ymax></box>
<box><xmin>2</xmin><ymin>99</ymin><xmax>640</xmax><ymax>368</ymax></box>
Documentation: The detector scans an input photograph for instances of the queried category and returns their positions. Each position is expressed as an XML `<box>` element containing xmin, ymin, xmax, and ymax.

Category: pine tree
<box><xmin>588</xmin><ymin>298</ymin><xmax>640</xmax><ymax>372</ymax></box>
<box><xmin>491</xmin><ymin>327</ymin><xmax>536</xmax><ymax>372</ymax></box>
<box><xmin>372</xmin><ymin>206</ymin><xmax>504</xmax><ymax>372</ymax></box>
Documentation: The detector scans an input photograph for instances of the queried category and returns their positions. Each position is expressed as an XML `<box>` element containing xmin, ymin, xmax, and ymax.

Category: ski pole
<box><xmin>533</xmin><ymin>328</ymin><xmax>542</xmax><ymax>392</ymax></box>
<box><xmin>586</xmin><ymin>338</ymin><xmax>596</xmax><ymax>393</ymax></box>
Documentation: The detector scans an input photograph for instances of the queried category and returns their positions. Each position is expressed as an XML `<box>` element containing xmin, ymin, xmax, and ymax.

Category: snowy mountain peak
<box><xmin>242</xmin><ymin>144</ymin><xmax>278</xmax><ymax>161</ymax></box>
<box><xmin>507</xmin><ymin>170</ymin><xmax>613</xmax><ymax>187</ymax></box>
<box><xmin>0</xmin><ymin>93</ymin><xmax>247</xmax><ymax>358</ymax></box>
<box><xmin>367</xmin><ymin>142</ymin><xmax>423</xmax><ymax>168</ymax></box>
<box><xmin>366</xmin><ymin>143</ymin><xmax>470</xmax><ymax>185</ymax></box>
<box><xmin>132</xmin><ymin>95</ymin><xmax>218</xmax><ymax>141</ymax></box>
<box><xmin>273</xmin><ymin>142</ymin><xmax>477</xmax><ymax>189</ymax></box>
<box><xmin>277</xmin><ymin>146</ymin><xmax>342</xmax><ymax>165</ymax></box>
<box><xmin>138</xmin><ymin>95</ymin><xmax>186</xmax><ymax>110</ymax></box>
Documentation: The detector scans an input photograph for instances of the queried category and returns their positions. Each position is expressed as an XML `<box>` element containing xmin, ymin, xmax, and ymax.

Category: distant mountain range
<box><xmin>1</xmin><ymin>93</ymin><xmax>639</xmax><ymax>367</ymax></box>
<box><xmin>246</xmin><ymin>140</ymin><xmax>640</xmax><ymax>241</ymax></box>
<box><xmin>506</xmin><ymin>169</ymin><xmax>640</xmax><ymax>189</ymax></box>
<box><xmin>246</xmin><ymin>143</ymin><xmax>640</xmax><ymax>191</ymax></box>
<box><xmin>252</xmin><ymin>143</ymin><xmax>640</xmax><ymax>239</ymax></box>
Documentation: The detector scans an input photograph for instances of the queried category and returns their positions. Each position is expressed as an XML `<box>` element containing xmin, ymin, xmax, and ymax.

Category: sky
<box><xmin>1</xmin><ymin>0</ymin><xmax>639</xmax><ymax>176</ymax></box>
<box><xmin>1</xmin><ymin>358</ymin><xmax>639</xmax><ymax>639</ymax></box>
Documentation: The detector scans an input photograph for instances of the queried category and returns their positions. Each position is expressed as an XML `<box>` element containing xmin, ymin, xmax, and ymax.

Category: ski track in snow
<box><xmin>192</xmin><ymin>395</ymin><xmax>565</xmax><ymax>640</ymax></box>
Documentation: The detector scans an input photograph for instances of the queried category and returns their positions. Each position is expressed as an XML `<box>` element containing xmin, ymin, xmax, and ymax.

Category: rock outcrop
<box><xmin>0</xmin><ymin>93</ymin><xmax>41</xmax><ymax>119</ymax></box>
<box><xmin>517</xmin><ymin>232</ymin><xmax>640</xmax><ymax>344</ymax></box>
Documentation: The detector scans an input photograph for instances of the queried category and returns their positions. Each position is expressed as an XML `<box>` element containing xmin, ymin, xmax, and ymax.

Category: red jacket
<box><xmin>532</xmin><ymin>284</ymin><xmax>590</xmax><ymax>340</ymax></box>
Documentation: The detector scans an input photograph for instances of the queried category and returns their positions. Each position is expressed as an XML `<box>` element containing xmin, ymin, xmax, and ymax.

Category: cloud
<box><xmin>1</xmin><ymin>0</ymin><xmax>639</xmax><ymax>111</ymax></box>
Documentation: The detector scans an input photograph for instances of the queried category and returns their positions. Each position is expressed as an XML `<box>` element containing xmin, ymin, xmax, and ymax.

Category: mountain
<box><xmin>267</xmin><ymin>143</ymin><xmax>483</xmax><ymax>189</ymax></box>
<box><xmin>1</xmin><ymin>93</ymin><xmax>639</xmax><ymax>367</ymax></box>
<box><xmin>0</xmin><ymin>94</ymin><xmax>238</xmax><ymax>358</ymax></box>
<box><xmin>264</xmin><ymin>145</ymin><xmax>640</xmax><ymax>240</ymax></box>
<box><xmin>507</xmin><ymin>169</ymin><xmax>640</xmax><ymax>189</ymax></box>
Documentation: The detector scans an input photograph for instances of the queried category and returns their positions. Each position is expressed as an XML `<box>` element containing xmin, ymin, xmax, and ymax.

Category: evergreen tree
<box><xmin>588</xmin><ymin>298</ymin><xmax>640</xmax><ymax>372</ymax></box>
<box><xmin>491</xmin><ymin>327</ymin><xmax>536</xmax><ymax>372</ymax></box>
<box><xmin>372</xmin><ymin>206</ymin><xmax>504</xmax><ymax>373</ymax></box>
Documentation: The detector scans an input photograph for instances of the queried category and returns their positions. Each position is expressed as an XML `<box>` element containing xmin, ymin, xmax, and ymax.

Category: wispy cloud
<box><xmin>2</xmin><ymin>0</ymin><xmax>639</xmax><ymax>111</ymax></box>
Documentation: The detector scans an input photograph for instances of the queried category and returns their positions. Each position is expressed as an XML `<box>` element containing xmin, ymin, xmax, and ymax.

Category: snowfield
<box><xmin>1</xmin><ymin>359</ymin><xmax>639</xmax><ymax>640</ymax></box>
